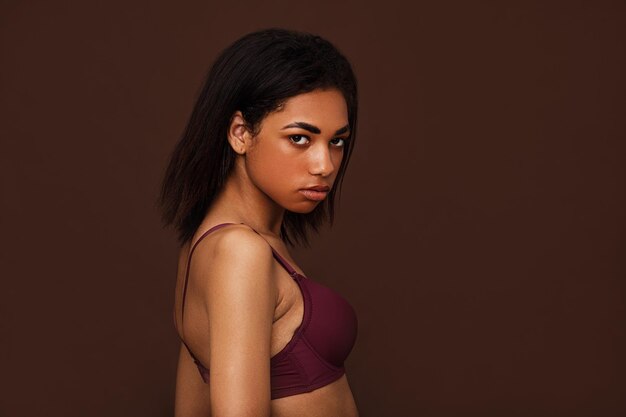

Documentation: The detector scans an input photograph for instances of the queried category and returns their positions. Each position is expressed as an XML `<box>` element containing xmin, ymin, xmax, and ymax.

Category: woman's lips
<box><xmin>300</xmin><ymin>189</ymin><xmax>328</xmax><ymax>201</ymax></box>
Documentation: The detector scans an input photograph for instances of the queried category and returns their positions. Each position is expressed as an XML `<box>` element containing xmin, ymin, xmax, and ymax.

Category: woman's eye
<box><xmin>331</xmin><ymin>137</ymin><xmax>346</xmax><ymax>147</ymax></box>
<box><xmin>289</xmin><ymin>135</ymin><xmax>310</xmax><ymax>145</ymax></box>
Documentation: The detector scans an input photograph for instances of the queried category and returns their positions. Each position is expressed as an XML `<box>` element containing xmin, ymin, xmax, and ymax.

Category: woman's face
<box><xmin>242</xmin><ymin>88</ymin><xmax>350</xmax><ymax>213</ymax></box>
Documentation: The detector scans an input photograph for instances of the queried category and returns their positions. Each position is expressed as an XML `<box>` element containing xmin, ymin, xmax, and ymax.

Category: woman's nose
<box><xmin>308</xmin><ymin>143</ymin><xmax>335</xmax><ymax>177</ymax></box>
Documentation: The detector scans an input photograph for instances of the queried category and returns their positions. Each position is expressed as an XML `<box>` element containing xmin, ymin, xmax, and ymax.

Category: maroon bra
<box><xmin>176</xmin><ymin>222</ymin><xmax>358</xmax><ymax>400</ymax></box>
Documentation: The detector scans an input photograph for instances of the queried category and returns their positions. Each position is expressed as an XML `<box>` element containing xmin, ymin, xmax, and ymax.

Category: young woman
<box><xmin>158</xmin><ymin>28</ymin><xmax>359</xmax><ymax>417</ymax></box>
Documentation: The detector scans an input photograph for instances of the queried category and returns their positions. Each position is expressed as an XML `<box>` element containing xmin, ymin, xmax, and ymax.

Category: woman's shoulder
<box><xmin>187</xmin><ymin>223</ymin><xmax>276</xmax><ymax>280</ymax></box>
<box><xmin>192</xmin><ymin>222</ymin><xmax>267</xmax><ymax>251</ymax></box>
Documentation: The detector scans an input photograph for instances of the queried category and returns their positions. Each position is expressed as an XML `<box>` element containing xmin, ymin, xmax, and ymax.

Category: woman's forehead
<box><xmin>265</xmin><ymin>89</ymin><xmax>349</xmax><ymax>130</ymax></box>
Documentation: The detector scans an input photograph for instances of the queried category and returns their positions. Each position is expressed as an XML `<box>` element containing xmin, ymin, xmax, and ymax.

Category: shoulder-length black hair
<box><xmin>157</xmin><ymin>28</ymin><xmax>358</xmax><ymax>247</ymax></box>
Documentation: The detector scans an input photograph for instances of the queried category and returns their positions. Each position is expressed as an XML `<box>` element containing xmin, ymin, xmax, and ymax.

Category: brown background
<box><xmin>1</xmin><ymin>1</ymin><xmax>625</xmax><ymax>416</ymax></box>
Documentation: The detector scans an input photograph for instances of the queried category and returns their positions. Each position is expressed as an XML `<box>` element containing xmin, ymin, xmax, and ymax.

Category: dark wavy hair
<box><xmin>157</xmin><ymin>28</ymin><xmax>358</xmax><ymax>247</ymax></box>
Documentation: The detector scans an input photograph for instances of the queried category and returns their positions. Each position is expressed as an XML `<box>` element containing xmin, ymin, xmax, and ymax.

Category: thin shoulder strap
<box><xmin>177</xmin><ymin>222</ymin><xmax>237</xmax><ymax>361</ymax></box>
<box><xmin>241</xmin><ymin>223</ymin><xmax>300</xmax><ymax>278</ymax></box>
<box><xmin>180</xmin><ymin>222</ymin><xmax>237</xmax><ymax>324</ymax></box>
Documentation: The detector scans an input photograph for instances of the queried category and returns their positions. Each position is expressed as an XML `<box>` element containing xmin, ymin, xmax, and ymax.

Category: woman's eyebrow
<box><xmin>282</xmin><ymin>122</ymin><xmax>350</xmax><ymax>135</ymax></box>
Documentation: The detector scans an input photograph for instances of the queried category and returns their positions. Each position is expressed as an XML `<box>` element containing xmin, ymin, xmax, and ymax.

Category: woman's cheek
<box><xmin>248</xmin><ymin>152</ymin><xmax>292</xmax><ymax>198</ymax></box>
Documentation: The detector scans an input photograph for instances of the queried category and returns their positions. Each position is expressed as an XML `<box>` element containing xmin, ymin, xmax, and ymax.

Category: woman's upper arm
<box><xmin>201</xmin><ymin>228</ymin><xmax>277</xmax><ymax>417</ymax></box>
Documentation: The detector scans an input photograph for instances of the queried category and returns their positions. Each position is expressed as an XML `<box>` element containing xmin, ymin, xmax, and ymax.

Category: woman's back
<box><xmin>173</xmin><ymin>222</ymin><xmax>359</xmax><ymax>417</ymax></box>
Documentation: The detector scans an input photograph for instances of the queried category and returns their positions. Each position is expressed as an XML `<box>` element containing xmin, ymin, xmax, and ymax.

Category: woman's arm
<box><xmin>202</xmin><ymin>227</ymin><xmax>278</xmax><ymax>417</ymax></box>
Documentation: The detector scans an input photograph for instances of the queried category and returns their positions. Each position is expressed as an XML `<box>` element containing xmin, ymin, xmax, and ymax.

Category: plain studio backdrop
<box><xmin>1</xmin><ymin>1</ymin><xmax>624</xmax><ymax>416</ymax></box>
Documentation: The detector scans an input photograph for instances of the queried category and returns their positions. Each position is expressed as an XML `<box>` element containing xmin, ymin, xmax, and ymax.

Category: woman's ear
<box><xmin>227</xmin><ymin>111</ymin><xmax>251</xmax><ymax>155</ymax></box>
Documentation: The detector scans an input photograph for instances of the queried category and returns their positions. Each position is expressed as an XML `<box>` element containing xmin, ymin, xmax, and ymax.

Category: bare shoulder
<box><xmin>190</xmin><ymin>224</ymin><xmax>278</xmax><ymax>295</ymax></box>
<box><xmin>209</xmin><ymin>224</ymin><xmax>273</xmax><ymax>260</ymax></box>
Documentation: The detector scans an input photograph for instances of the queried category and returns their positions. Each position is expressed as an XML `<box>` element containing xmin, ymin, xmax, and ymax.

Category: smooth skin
<box><xmin>173</xmin><ymin>89</ymin><xmax>359</xmax><ymax>417</ymax></box>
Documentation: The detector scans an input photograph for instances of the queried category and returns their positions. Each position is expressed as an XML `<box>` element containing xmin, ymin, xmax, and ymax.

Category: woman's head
<box><xmin>158</xmin><ymin>28</ymin><xmax>358</xmax><ymax>246</ymax></box>
<box><xmin>227</xmin><ymin>88</ymin><xmax>349</xmax><ymax>216</ymax></box>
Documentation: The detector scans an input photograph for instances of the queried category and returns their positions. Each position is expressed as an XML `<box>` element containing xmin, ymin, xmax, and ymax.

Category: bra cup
<box><xmin>300</xmin><ymin>279</ymin><xmax>358</xmax><ymax>368</ymax></box>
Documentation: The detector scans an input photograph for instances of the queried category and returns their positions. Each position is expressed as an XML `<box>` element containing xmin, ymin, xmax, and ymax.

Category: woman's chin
<box><xmin>287</xmin><ymin>201</ymin><xmax>321</xmax><ymax>214</ymax></box>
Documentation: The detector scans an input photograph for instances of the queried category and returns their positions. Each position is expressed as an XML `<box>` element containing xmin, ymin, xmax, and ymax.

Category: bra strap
<box><xmin>180</xmin><ymin>222</ymin><xmax>236</xmax><ymax>325</ymax></box>
<box><xmin>239</xmin><ymin>223</ymin><xmax>300</xmax><ymax>278</ymax></box>
<box><xmin>178</xmin><ymin>222</ymin><xmax>238</xmax><ymax>364</ymax></box>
